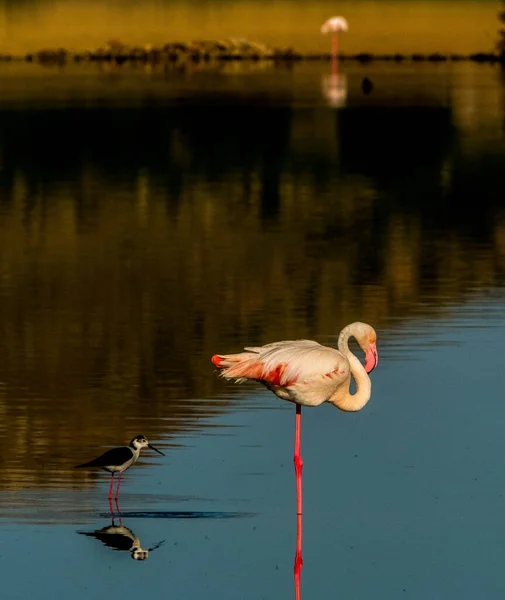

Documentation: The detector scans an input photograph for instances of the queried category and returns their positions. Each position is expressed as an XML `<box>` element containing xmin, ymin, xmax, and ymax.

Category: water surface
<box><xmin>0</xmin><ymin>60</ymin><xmax>505</xmax><ymax>599</ymax></box>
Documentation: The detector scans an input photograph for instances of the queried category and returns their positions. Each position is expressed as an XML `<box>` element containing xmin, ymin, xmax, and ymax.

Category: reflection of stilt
<box><xmin>77</xmin><ymin>497</ymin><xmax>165</xmax><ymax>560</ymax></box>
<box><xmin>109</xmin><ymin>497</ymin><xmax>123</xmax><ymax>526</ymax></box>
<box><xmin>294</xmin><ymin>513</ymin><xmax>303</xmax><ymax>600</ymax></box>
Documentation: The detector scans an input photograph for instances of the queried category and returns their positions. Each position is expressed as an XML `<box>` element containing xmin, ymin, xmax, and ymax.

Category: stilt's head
<box><xmin>129</xmin><ymin>435</ymin><xmax>165</xmax><ymax>456</ymax></box>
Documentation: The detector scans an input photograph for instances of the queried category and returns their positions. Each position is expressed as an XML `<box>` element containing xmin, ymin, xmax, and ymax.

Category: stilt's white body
<box><xmin>99</xmin><ymin>446</ymin><xmax>139</xmax><ymax>473</ymax></box>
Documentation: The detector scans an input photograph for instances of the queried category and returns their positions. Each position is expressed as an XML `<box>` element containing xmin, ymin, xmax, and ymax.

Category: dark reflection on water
<box><xmin>0</xmin><ymin>61</ymin><xmax>504</xmax><ymax>496</ymax></box>
<box><xmin>105</xmin><ymin>511</ymin><xmax>253</xmax><ymax>519</ymax></box>
<box><xmin>78</xmin><ymin>499</ymin><xmax>166</xmax><ymax>560</ymax></box>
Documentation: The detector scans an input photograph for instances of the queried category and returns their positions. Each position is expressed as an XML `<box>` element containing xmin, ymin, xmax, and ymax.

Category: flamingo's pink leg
<box><xmin>115</xmin><ymin>472</ymin><xmax>122</xmax><ymax>499</ymax></box>
<box><xmin>294</xmin><ymin>513</ymin><xmax>303</xmax><ymax>600</ymax></box>
<box><xmin>108</xmin><ymin>474</ymin><xmax>115</xmax><ymax>499</ymax></box>
<box><xmin>331</xmin><ymin>33</ymin><xmax>338</xmax><ymax>59</ymax></box>
<box><xmin>294</xmin><ymin>404</ymin><xmax>303</xmax><ymax>515</ymax></box>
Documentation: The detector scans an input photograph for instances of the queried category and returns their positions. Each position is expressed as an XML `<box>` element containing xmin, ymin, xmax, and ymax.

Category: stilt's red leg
<box><xmin>115</xmin><ymin>472</ymin><xmax>122</xmax><ymax>499</ymax></box>
<box><xmin>108</xmin><ymin>474</ymin><xmax>115</xmax><ymax>499</ymax></box>
<box><xmin>294</xmin><ymin>404</ymin><xmax>303</xmax><ymax>515</ymax></box>
<box><xmin>294</xmin><ymin>513</ymin><xmax>303</xmax><ymax>600</ymax></box>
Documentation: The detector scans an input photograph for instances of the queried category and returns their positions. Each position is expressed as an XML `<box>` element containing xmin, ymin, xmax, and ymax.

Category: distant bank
<box><xmin>1</xmin><ymin>39</ymin><xmax>504</xmax><ymax>64</ymax></box>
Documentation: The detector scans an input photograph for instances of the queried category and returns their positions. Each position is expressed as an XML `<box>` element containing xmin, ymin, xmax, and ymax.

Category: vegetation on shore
<box><xmin>499</xmin><ymin>0</ymin><xmax>505</xmax><ymax>55</ymax></box>
<box><xmin>0</xmin><ymin>37</ymin><xmax>504</xmax><ymax>65</ymax></box>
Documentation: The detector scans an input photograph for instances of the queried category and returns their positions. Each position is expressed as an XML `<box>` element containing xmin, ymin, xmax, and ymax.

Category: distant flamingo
<box><xmin>321</xmin><ymin>16</ymin><xmax>349</xmax><ymax>59</ymax></box>
<box><xmin>211</xmin><ymin>322</ymin><xmax>378</xmax><ymax>517</ymax></box>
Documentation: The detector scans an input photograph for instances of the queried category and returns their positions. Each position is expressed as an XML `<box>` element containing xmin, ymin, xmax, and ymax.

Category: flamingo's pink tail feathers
<box><xmin>211</xmin><ymin>354</ymin><xmax>225</xmax><ymax>368</ymax></box>
<box><xmin>211</xmin><ymin>352</ymin><xmax>263</xmax><ymax>381</ymax></box>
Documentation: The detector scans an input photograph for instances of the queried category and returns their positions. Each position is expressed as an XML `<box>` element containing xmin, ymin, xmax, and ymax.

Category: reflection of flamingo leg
<box><xmin>294</xmin><ymin>513</ymin><xmax>303</xmax><ymax>600</ymax></box>
<box><xmin>294</xmin><ymin>404</ymin><xmax>303</xmax><ymax>516</ymax></box>
<box><xmin>331</xmin><ymin>55</ymin><xmax>338</xmax><ymax>77</ymax></box>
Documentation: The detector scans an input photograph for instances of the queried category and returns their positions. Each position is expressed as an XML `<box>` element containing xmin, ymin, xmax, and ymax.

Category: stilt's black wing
<box><xmin>74</xmin><ymin>446</ymin><xmax>133</xmax><ymax>468</ymax></box>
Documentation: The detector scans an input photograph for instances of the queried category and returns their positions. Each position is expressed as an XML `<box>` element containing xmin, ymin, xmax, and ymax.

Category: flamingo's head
<box><xmin>321</xmin><ymin>16</ymin><xmax>349</xmax><ymax>34</ymax></box>
<box><xmin>351</xmin><ymin>322</ymin><xmax>378</xmax><ymax>374</ymax></box>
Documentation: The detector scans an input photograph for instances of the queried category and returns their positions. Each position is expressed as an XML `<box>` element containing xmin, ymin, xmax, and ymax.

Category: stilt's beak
<box><xmin>148</xmin><ymin>444</ymin><xmax>165</xmax><ymax>456</ymax></box>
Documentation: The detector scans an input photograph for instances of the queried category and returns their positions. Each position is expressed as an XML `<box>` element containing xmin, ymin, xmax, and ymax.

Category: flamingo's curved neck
<box><xmin>330</xmin><ymin>326</ymin><xmax>371</xmax><ymax>412</ymax></box>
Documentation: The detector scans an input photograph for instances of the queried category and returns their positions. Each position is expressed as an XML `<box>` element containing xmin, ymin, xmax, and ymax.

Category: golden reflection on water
<box><xmin>0</xmin><ymin>61</ymin><xmax>504</xmax><ymax>491</ymax></box>
<box><xmin>0</xmin><ymin>0</ymin><xmax>499</xmax><ymax>55</ymax></box>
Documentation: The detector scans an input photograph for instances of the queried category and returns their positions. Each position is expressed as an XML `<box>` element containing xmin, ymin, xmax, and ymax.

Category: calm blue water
<box><xmin>3</xmin><ymin>305</ymin><xmax>505</xmax><ymax>599</ymax></box>
<box><xmin>0</xmin><ymin>60</ymin><xmax>505</xmax><ymax>599</ymax></box>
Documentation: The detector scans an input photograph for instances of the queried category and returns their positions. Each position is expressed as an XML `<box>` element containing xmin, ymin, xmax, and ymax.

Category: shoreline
<box><xmin>0</xmin><ymin>40</ymin><xmax>504</xmax><ymax>65</ymax></box>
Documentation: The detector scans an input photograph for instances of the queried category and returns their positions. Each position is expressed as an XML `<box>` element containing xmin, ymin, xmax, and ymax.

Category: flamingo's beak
<box><xmin>365</xmin><ymin>342</ymin><xmax>378</xmax><ymax>373</ymax></box>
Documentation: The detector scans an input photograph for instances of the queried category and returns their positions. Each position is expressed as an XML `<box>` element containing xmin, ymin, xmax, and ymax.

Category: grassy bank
<box><xmin>0</xmin><ymin>39</ymin><xmax>504</xmax><ymax>65</ymax></box>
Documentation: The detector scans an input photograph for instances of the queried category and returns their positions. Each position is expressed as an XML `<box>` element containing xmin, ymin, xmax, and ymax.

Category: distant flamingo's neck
<box><xmin>330</xmin><ymin>326</ymin><xmax>372</xmax><ymax>412</ymax></box>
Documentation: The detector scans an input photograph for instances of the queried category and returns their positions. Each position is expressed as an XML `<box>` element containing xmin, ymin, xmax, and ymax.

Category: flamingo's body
<box><xmin>211</xmin><ymin>321</ymin><xmax>377</xmax><ymax>412</ymax></box>
<box><xmin>211</xmin><ymin>322</ymin><xmax>379</xmax><ymax>516</ymax></box>
<box><xmin>321</xmin><ymin>16</ymin><xmax>349</xmax><ymax>32</ymax></box>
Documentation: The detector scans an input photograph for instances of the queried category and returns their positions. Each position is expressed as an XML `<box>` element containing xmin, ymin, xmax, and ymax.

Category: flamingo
<box><xmin>211</xmin><ymin>321</ymin><xmax>378</xmax><ymax>517</ymax></box>
<box><xmin>321</xmin><ymin>16</ymin><xmax>349</xmax><ymax>59</ymax></box>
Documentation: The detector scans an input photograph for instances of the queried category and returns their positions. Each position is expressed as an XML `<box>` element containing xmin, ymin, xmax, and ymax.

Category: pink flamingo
<box><xmin>211</xmin><ymin>321</ymin><xmax>378</xmax><ymax>517</ymax></box>
<box><xmin>321</xmin><ymin>16</ymin><xmax>349</xmax><ymax>59</ymax></box>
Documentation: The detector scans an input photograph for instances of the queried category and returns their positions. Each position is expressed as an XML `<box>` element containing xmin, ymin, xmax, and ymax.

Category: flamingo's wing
<box><xmin>244</xmin><ymin>339</ymin><xmax>320</xmax><ymax>354</ymax></box>
<box><xmin>258</xmin><ymin>341</ymin><xmax>349</xmax><ymax>385</ymax></box>
<box><xmin>213</xmin><ymin>340</ymin><xmax>349</xmax><ymax>388</ymax></box>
